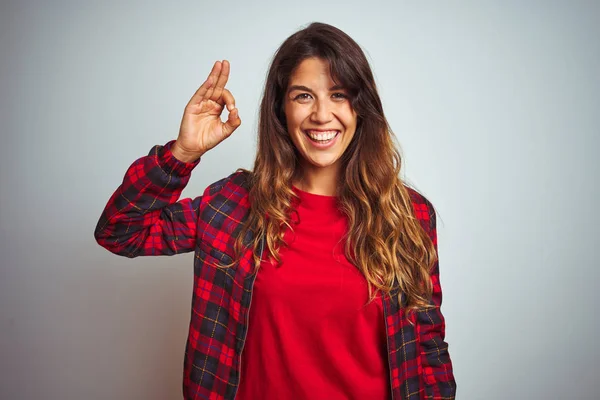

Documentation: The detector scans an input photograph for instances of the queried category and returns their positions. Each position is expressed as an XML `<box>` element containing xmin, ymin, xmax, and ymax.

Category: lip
<box><xmin>303</xmin><ymin>129</ymin><xmax>341</xmax><ymax>149</ymax></box>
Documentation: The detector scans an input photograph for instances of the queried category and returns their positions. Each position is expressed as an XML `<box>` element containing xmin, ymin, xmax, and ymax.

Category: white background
<box><xmin>1</xmin><ymin>1</ymin><xmax>598</xmax><ymax>398</ymax></box>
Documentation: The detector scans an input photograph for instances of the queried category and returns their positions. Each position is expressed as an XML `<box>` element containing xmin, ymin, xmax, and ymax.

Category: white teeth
<box><xmin>305</xmin><ymin>130</ymin><xmax>339</xmax><ymax>141</ymax></box>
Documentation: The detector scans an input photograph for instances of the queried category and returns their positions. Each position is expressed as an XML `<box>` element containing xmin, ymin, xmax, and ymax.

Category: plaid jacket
<box><xmin>94</xmin><ymin>140</ymin><xmax>456</xmax><ymax>400</ymax></box>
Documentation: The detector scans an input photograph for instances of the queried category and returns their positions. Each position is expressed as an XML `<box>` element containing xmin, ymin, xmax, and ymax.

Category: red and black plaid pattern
<box><xmin>95</xmin><ymin>141</ymin><xmax>456</xmax><ymax>399</ymax></box>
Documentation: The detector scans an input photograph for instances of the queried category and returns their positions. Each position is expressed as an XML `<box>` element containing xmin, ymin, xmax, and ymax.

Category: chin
<box><xmin>305</xmin><ymin>156</ymin><xmax>341</xmax><ymax>169</ymax></box>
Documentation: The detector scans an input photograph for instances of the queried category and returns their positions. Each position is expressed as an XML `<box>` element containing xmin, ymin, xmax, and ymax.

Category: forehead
<box><xmin>288</xmin><ymin>57</ymin><xmax>338</xmax><ymax>86</ymax></box>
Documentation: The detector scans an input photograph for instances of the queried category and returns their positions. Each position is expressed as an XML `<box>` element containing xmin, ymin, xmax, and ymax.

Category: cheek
<box><xmin>286</xmin><ymin>108</ymin><xmax>307</xmax><ymax>128</ymax></box>
<box><xmin>339</xmin><ymin>106</ymin><xmax>357</xmax><ymax>126</ymax></box>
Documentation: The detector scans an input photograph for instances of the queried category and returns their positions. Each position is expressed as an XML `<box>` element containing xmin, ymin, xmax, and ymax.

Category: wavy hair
<box><xmin>225</xmin><ymin>22</ymin><xmax>437</xmax><ymax>315</ymax></box>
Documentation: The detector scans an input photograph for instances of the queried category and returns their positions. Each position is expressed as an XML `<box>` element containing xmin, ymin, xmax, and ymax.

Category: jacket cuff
<box><xmin>151</xmin><ymin>140</ymin><xmax>200</xmax><ymax>176</ymax></box>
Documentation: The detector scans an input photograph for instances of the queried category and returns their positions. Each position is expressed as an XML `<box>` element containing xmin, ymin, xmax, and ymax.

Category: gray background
<box><xmin>1</xmin><ymin>1</ymin><xmax>598</xmax><ymax>399</ymax></box>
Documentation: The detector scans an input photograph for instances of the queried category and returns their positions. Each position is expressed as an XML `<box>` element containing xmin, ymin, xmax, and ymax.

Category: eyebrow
<box><xmin>287</xmin><ymin>84</ymin><xmax>345</xmax><ymax>94</ymax></box>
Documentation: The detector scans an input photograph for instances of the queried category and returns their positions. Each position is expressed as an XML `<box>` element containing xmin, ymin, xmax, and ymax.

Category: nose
<box><xmin>310</xmin><ymin>99</ymin><xmax>333</xmax><ymax>124</ymax></box>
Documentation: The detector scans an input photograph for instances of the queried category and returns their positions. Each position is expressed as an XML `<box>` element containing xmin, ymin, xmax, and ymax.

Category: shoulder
<box><xmin>203</xmin><ymin>169</ymin><xmax>252</xmax><ymax>208</ymax></box>
<box><xmin>403</xmin><ymin>184</ymin><xmax>436</xmax><ymax>230</ymax></box>
<box><xmin>404</xmin><ymin>185</ymin><xmax>434</xmax><ymax>213</ymax></box>
<box><xmin>197</xmin><ymin>170</ymin><xmax>252</xmax><ymax>247</ymax></box>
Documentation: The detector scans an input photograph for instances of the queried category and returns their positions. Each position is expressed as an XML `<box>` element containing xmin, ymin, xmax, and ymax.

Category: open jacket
<box><xmin>94</xmin><ymin>141</ymin><xmax>456</xmax><ymax>400</ymax></box>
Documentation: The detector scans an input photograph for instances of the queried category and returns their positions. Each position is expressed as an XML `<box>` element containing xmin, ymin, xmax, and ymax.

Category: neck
<box><xmin>292</xmin><ymin>162</ymin><xmax>341</xmax><ymax>196</ymax></box>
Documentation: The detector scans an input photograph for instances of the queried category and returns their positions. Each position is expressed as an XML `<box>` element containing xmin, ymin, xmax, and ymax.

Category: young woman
<box><xmin>95</xmin><ymin>22</ymin><xmax>456</xmax><ymax>400</ymax></box>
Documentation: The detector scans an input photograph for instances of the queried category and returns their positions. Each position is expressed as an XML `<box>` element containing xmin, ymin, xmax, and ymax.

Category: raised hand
<box><xmin>172</xmin><ymin>60</ymin><xmax>241</xmax><ymax>162</ymax></box>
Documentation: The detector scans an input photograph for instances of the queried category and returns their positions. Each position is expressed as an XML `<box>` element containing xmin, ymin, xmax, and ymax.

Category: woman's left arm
<box><xmin>416</xmin><ymin>201</ymin><xmax>457</xmax><ymax>399</ymax></box>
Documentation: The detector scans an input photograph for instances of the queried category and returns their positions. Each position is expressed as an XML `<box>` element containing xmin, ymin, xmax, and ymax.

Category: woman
<box><xmin>95</xmin><ymin>22</ymin><xmax>456</xmax><ymax>400</ymax></box>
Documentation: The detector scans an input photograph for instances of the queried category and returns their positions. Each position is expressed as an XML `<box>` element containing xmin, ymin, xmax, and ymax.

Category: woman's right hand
<box><xmin>172</xmin><ymin>60</ymin><xmax>241</xmax><ymax>162</ymax></box>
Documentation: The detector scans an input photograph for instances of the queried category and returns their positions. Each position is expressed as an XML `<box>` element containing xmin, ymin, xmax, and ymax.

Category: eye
<box><xmin>293</xmin><ymin>93</ymin><xmax>312</xmax><ymax>101</ymax></box>
<box><xmin>292</xmin><ymin>92</ymin><xmax>348</xmax><ymax>102</ymax></box>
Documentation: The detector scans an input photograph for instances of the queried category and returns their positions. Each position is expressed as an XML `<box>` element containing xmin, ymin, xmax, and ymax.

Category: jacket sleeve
<box><xmin>94</xmin><ymin>140</ymin><xmax>203</xmax><ymax>258</ymax></box>
<box><xmin>416</xmin><ymin>201</ymin><xmax>457</xmax><ymax>398</ymax></box>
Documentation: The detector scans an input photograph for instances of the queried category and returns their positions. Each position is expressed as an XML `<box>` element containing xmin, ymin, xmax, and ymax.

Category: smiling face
<box><xmin>284</xmin><ymin>57</ymin><xmax>358</xmax><ymax>182</ymax></box>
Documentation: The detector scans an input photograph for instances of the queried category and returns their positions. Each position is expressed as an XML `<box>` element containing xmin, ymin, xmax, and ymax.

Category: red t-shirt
<box><xmin>236</xmin><ymin>186</ymin><xmax>390</xmax><ymax>400</ymax></box>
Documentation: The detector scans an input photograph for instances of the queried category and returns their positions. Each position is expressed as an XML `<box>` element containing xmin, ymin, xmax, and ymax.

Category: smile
<box><xmin>304</xmin><ymin>130</ymin><xmax>340</xmax><ymax>143</ymax></box>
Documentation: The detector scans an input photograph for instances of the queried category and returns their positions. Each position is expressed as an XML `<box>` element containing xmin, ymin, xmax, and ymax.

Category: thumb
<box><xmin>222</xmin><ymin>107</ymin><xmax>241</xmax><ymax>137</ymax></box>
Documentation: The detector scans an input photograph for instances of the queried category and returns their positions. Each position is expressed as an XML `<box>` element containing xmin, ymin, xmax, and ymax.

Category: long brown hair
<box><xmin>227</xmin><ymin>22</ymin><xmax>436</xmax><ymax>315</ymax></box>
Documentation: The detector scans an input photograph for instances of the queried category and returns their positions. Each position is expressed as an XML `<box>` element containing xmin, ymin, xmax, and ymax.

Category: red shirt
<box><xmin>236</xmin><ymin>185</ymin><xmax>390</xmax><ymax>400</ymax></box>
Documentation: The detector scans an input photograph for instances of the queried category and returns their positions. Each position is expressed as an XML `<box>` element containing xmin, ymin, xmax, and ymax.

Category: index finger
<box><xmin>187</xmin><ymin>75</ymin><xmax>215</xmax><ymax>107</ymax></box>
<box><xmin>187</xmin><ymin>61</ymin><xmax>221</xmax><ymax>107</ymax></box>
